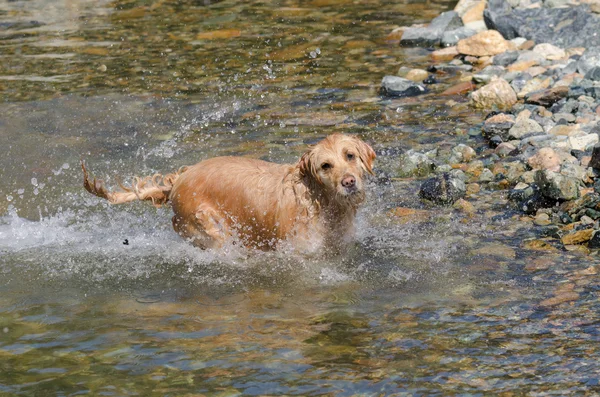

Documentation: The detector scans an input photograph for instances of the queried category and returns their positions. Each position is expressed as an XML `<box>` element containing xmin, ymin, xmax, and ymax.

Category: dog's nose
<box><xmin>341</xmin><ymin>175</ymin><xmax>356</xmax><ymax>188</ymax></box>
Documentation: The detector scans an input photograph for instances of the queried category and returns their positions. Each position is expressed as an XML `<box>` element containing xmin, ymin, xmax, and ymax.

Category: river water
<box><xmin>2</xmin><ymin>0</ymin><xmax>600</xmax><ymax>395</ymax></box>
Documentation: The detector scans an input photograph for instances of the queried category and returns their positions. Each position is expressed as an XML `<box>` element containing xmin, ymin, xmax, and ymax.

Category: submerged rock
<box><xmin>398</xmin><ymin>150</ymin><xmax>436</xmax><ymax>177</ymax></box>
<box><xmin>419</xmin><ymin>172</ymin><xmax>467</xmax><ymax>205</ymax></box>
<box><xmin>380</xmin><ymin>76</ymin><xmax>428</xmax><ymax>97</ymax></box>
<box><xmin>441</xmin><ymin>27</ymin><xmax>477</xmax><ymax>47</ymax></box>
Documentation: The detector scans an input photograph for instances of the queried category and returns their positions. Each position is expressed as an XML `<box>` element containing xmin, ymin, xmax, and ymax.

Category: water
<box><xmin>2</xmin><ymin>0</ymin><xmax>600</xmax><ymax>395</ymax></box>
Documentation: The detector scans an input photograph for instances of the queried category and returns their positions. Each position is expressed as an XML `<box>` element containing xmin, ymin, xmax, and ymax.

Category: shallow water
<box><xmin>2</xmin><ymin>0</ymin><xmax>600</xmax><ymax>395</ymax></box>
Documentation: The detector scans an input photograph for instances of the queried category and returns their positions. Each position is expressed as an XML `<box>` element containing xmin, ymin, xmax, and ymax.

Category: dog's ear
<box><xmin>354</xmin><ymin>138</ymin><xmax>376</xmax><ymax>175</ymax></box>
<box><xmin>298</xmin><ymin>149</ymin><xmax>321</xmax><ymax>182</ymax></box>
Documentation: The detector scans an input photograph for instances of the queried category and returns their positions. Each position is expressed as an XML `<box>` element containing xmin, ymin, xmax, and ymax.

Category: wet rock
<box><xmin>588</xmin><ymin>142</ymin><xmax>600</xmax><ymax>169</ymax></box>
<box><xmin>431</xmin><ymin>46</ymin><xmax>460</xmax><ymax>61</ymax></box>
<box><xmin>479</xmin><ymin>168</ymin><xmax>494</xmax><ymax>182</ymax></box>
<box><xmin>560</xmin><ymin>162</ymin><xmax>587</xmax><ymax>182</ymax></box>
<box><xmin>471</xmin><ymin>78</ymin><xmax>517</xmax><ymax>109</ymax></box>
<box><xmin>423</xmin><ymin>75</ymin><xmax>438</xmax><ymax>84</ymax></box>
<box><xmin>473</xmin><ymin>65</ymin><xmax>506</xmax><ymax>84</ymax></box>
<box><xmin>495</xmin><ymin>142</ymin><xmax>517</xmax><ymax>156</ymax></box>
<box><xmin>419</xmin><ymin>172</ymin><xmax>467</xmax><ymax>205</ymax></box>
<box><xmin>441</xmin><ymin>27</ymin><xmax>477</xmax><ymax>47</ymax></box>
<box><xmin>397</xmin><ymin>150</ymin><xmax>436</xmax><ymax>177</ymax></box>
<box><xmin>453</xmin><ymin>198</ymin><xmax>476</xmax><ymax>214</ymax></box>
<box><xmin>533</xmin><ymin>43</ymin><xmax>567</xmax><ymax>61</ymax></box>
<box><xmin>527</xmin><ymin>147</ymin><xmax>562</xmax><ymax>172</ymax></box>
<box><xmin>535</xmin><ymin>169</ymin><xmax>581</xmax><ymax>200</ymax></box>
<box><xmin>517</xmin><ymin>77</ymin><xmax>553</xmax><ymax>99</ymax></box>
<box><xmin>584</xmin><ymin>66</ymin><xmax>600</xmax><ymax>81</ymax></box>
<box><xmin>380</xmin><ymin>76</ymin><xmax>427</xmax><ymax>97</ymax></box>
<box><xmin>457</xmin><ymin>30</ymin><xmax>513</xmax><ymax>56</ymax></box>
<box><xmin>510</xmin><ymin>73</ymin><xmax>533</xmax><ymax>93</ymax></box>
<box><xmin>561</xmin><ymin>228</ymin><xmax>594</xmax><ymax>245</ymax></box>
<box><xmin>534</xmin><ymin>213</ymin><xmax>552</xmax><ymax>226</ymax></box>
<box><xmin>569</xmin><ymin>133</ymin><xmax>598</xmax><ymax>151</ymax></box>
<box><xmin>440</xmin><ymin>81</ymin><xmax>476</xmax><ymax>96</ymax></box>
<box><xmin>576</xmin><ymin>47</ymin><xmax>600</xmax><ymax>75</ymax></box>
<box><xmin>405</xmin><ymin>69</ymin><xmax>429</xmax><ymax>82</ymax></box>
<box><xmin>508</xmin><ymin>117</ymin><xmax>544</xmax><ymax>139</ymax></box>
<box><xmin>484</xmin><ymin>0</ymin><xmax>600</xmax><ymax>48</ymax></box>
<box><xmin>588</xmin><ymin>230</ymin><xmax>600</xmax><ymax>248</ymax></box>
<box><xmin>401</xmin><ymin>11</ymin><xmax>464</xmax><ymax>47</ymax></box>
<box><xmin>492</xmin><ymin>50</ymin><xmax>519</xmax><ymax>67</ymax></box>
<box><xmin>509</xmin><ymin>182</ymin><xmax>535</xmax><ymax>201</ymax></box>
<box><xmin>482</xmin><ymin>113</ymin><xmax>515</xmax><ymax>139</ymax></box>
<box><xmin>450</xmin><ymin>144</ymin><xmax>476</xmax><ymax>163</ymax></box>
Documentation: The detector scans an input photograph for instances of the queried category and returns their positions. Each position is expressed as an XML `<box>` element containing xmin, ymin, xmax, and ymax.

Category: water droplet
<box><xmin>6</xmin><ymin>195</ymin><xmax>13</xmax><ymax>202</ymax></box>
<box><xmin>31</xmin><ymin>178</ymin><xmax>38</xmax><ymax>186</ymax></box>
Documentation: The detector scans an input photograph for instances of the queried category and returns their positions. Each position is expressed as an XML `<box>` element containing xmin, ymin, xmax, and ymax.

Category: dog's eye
<box><xmin>321</xmin><ymin>163</ymin><xmax>332</xmax><ymax>170</ymax></box>
<box><xmin>346</xmin><ymin>153</ymin><xmax>355</xmax><ymax>161</ymax></box>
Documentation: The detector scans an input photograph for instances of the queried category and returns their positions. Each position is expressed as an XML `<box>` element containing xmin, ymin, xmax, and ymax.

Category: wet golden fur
<box><xmin>82</xmin><ymin>133</ymin><xmax>376</xmax><ymax>251</ymax></box>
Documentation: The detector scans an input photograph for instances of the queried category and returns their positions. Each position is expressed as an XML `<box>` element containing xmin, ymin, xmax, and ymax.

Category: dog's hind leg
<box><xmin>172</xmin><ymin>205</ymin><xmax>230</xmax><ymax>249</ymax></box>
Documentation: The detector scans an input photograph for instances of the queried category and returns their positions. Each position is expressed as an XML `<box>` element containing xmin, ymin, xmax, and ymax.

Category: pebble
<box><xmin>457</xmin><ymin>30</ymin><xmax>513</xmax><ymax>57</ymax></box>
<box><xmin>527</xmin><ymin>147</ymin><xmax>562</xmax><ymax>172</ymax></box>
<box><xmin>470</xmin><ymin>78</ymin><xmax>517</xmax><ymax>109</ymax></box>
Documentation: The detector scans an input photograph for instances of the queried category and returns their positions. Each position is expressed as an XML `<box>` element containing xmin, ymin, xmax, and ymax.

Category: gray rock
<box><xmin>560</xmin><ymin>162</ymin><xmax>587</xmax><ymax>182</ymax></box>
<box><xmin>552</xmin><ymin>112</ymin><xmax>576</xmax><ymax>123</ymax></box>
<box><xmin>508</xmin><ymin>118</ymin><xmax>544</xmax><ymax>139</ymax></box>
<box><xmin>589</xmin><ymin>143</ymin><xmax>600</xmax><ymax>169</ymax></box>
<box><xmin>441</xmin><ymin>27</ymin><xmax>477</xmax><ymax>47</ymax></box>
<box><xmin>380</xmin><ymin>76</ymin><xmax>428</xmax><ymax>97</ymax></box>
<box><xmin>398</xmin><ymin>150</ymin><xmax>436</xmax><ymax>177</ymax></box>
<box><xmin>473</xmin><ymin>65</ymin><xmax>506</xmax><ymax>84</ymax></box>
<box><xmin>484</xmin><ymin>0</ymin><xmax>600</xmax><ymax>48</ymax></box>
<box><xmin>401</xmin><ymin>11</ymin><xmax>464</xmax><ymax>47</ymax></box>
<box><xmin>577</xmin><ymin>47</ymin><xmax>600</xmax><ymax>75</ymax></box>
<box><xmin>535</xmin><ymin>169</ymin><xmax>580</xmax><ymax>200</ymax></box>
<box><xmin>419</xmin><ymin>172</ymin><xmax>466</xmax><ymax>205</ymax></box>
<box><xmin>511</xmin><ymin>73</ymin><xmax>533</xmax><ymax>93</ymax></box>
<box><xmin>588</xmin><ymin>231</ymin><xmax>600</xmax><ymax>249</ymax></box>
<box><xmin>516</xmin><ymin>50</ymin><xmax>547</xmax><ymax>65</ymax></box>
<box><xmin>493</xmin><ymin>51</ymin><xmax>520</xmax><ymax>67</ymax></box>
<box><xmin>479</xmin><ymin>168</ymin><xmax>495</xmax><ymax>182</ymax></box>
<box><xmin>585</xmin><ymin>66</ymin><xmax>600</xmax><ymax>81</ymax></box>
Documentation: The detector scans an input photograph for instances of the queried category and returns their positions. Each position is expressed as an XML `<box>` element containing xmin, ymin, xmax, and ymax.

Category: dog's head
<box><xmin>299</xmin><ymin>133</ymin><xmax>376</xmax><ymax>205</ymax></box>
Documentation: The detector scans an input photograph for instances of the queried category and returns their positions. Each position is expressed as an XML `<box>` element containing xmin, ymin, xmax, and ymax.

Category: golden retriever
<box><xmin>82</xmin><ymin>133</ymin><xmax>375</xmax><ymax>251</ymax></box>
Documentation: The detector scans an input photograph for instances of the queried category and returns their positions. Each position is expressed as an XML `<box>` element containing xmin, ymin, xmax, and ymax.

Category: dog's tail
<box><xmin>81</xmin><ymin>161</ymin><xmax>188</xmax><ymax>207</ymax></box>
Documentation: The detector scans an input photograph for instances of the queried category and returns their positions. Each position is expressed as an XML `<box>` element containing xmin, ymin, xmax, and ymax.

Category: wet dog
<box><xmin>82</xmin><ymin>133</ymin><xmax>375</xmax><ymax>251</ymax></box>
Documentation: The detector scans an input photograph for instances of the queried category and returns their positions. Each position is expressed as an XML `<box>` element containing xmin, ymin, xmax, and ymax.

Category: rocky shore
<box><xmin>387</xmin><ymin>0</ymin><xmax>600</xmax><ymax>251</ymax></box>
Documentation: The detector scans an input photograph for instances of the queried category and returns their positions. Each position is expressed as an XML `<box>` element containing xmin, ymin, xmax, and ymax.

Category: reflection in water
<box><xmin>2</xmin><ymin>0</ymin><xmax>600</xmax><ymax>395</ymax></box>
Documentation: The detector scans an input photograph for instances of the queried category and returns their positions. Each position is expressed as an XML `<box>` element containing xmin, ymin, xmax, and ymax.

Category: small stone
<box><xmin>419</xmin><ymin>172</ymin><xmax>467</xmax><ymax>205</ymax></box>
<box><xmin>405</xmin><ymin>69</ymin><xmax>429</xmax><ymax>82</ymax></box>
<box><xmin>524</xmin><ymin>86</ymin><xmax>569</xmax><ymax>106</ymax></box>
<box><xmin>457</xmin><ymin>30</ymin><xmax>513</xmax><ymax>57</ymax></box>
<box><xmin>584</xmin><ymin>66</ymin><xmax>600</xmax><ymax>81</ymax></box>
<box><xmin>532</xmin><ymin>43</ymin><xmax>567</xmax><ymax>61</ymax></box>
<box><xmin>534</xmin><ymin>213</ymin><xmax>551</xmax><ymax>226</ymax></box>
<box><xmin>473</xmin><ymin>65</ymin><xmax>506</xmax><ymax>84</ymax></box>
<box><xmin>453</xmin><ymin>198</ymin><xmax>476</xmax><ymax>214</ymax></box>
<box><xmin>535</xmin><ymin>170</ymin><xmax>580</xmax><ymax>201</ymax></box>
<box><xmin>539</xmin><ymin>291</ymin><xmax>579</xmax><ymax>307</ymax></box>
<box><xmin>589</xmin><ymin>143</ymin><xmax>600</xmax><ymax>169</ymax></box>
<box><xmin>466</xmin><ymin>182</ymin><xmax>481</xmax><ymax>195</ymax></box>
<box><xmin>441</xmin><ymin>27</ymin><xmax>477</xmax><ymax>47</ymax></box>
<box><xmin>517</xmin><ymin>77</ymin><xmax>553</xmax><ymax>99</ymax></box>
<box><xmin>561</xmin><ymin>228</ymin><xmax>594</xmax><ymax>245</ymax></box>
<box><xmin>508</xmin><ymin>117</ymin><xmax>544</xmax><ymax>139</ymax></box>
<box><xmin>507</xmin><ymin>60</ymin><xmax>537</xmax><ymax>73</ymax></box>
<box><xmin>470</xmin><ymin>78</ymin><xmax>517</xmax><ymax>109</ymax></box>
<box><xmin>492</xmin><ymin>51</ymin><xmax>519</xmax><ymax>67</ymax></box>
<box><xmin>401</xmin><ymin>11</ymin><xmax>464</xmax><ymax>47</ymax></box>
<box><xmin>495</xmin><ymin>142</ymin><xmax>516</xmax><ymax>157</ymax></box>
<box><xmin>549</xmin><ymin>125</ymin><xmax>581</xmax><ymax>136</ymax></box>
<box><xmin>431</xmin><ymin>46</ymin><xmax>459</xmax><ymax>61</ymax></box>
<box><xmin>569</xmin><ymin>133</ymin><xmax>599</xmax><ymax>151</ymax></box>
<box><xmin>478</xmin><ymin>168</ymin><xmax>494</xmax><ymax>182</ymax></box>
<box><xmin>588</xmin><ymin>231</ymin><xmax>600</xmax><ymax>248</ymax></box>
<box><xmin>440</xmin><ymin>81</ymin><xmax>476</xmax><ymax>96</ymax></box>
<box><xmin>482</xmin><ymin>113</ymin><xmax>515</xmax><ymax>139</ymax></box>
<box><xmin>552</xmin><ymin>113</ymin><xmax>576</xmax><ymax>123</ymax></box>
<box><xmin>527</xmin><ymin>147</ymin><xmax>561</xmax><ymax>172</ymax></box>
<box><xmin>451</xmin><ymin>144</ymin><xmax>476</xmax><ymax>163</ymax></box>
<box><xmin>397</xmin><ymin>150</ymin><xmax>436</xmax><ymax>177</ymax></box>
<box><xmin>381</xmin><ymin>76</ymin><xmax>427</xmax><ymax>97</ymax></box>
